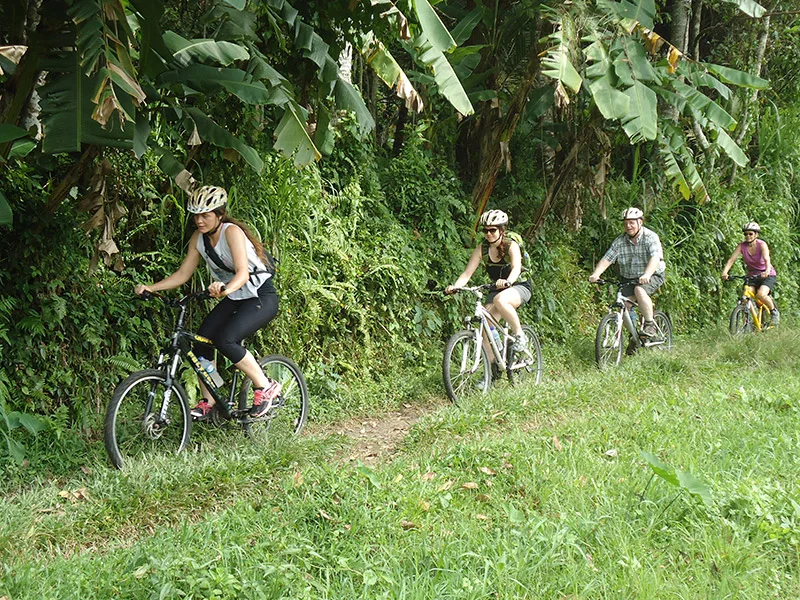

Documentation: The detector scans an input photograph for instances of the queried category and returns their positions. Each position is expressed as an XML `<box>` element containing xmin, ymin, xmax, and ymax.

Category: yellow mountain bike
<box><xmin>727</xmin><ymin>275</ymin><xmax>776</xmax><ymax>334</ymax></box>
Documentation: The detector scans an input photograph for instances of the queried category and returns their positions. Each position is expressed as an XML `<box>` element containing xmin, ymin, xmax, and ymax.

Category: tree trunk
<box><xmin>469</xmin><ymin>41</ymin><xmax>541</xmax><ymax>221</ymax></box>
<box><xmin>689</xmin><ymin>0</ymin><xmax>703</xmax><ymax>59</ymax></box>
<box><xmin>729</xmin><ymin>14</ymin><xmax>771</xmax><ymax>182</ymax></box>
<box><xmin>393</xmin><ymin>103</ymin><xmax>408</xmax><ymax>156</ymax></box>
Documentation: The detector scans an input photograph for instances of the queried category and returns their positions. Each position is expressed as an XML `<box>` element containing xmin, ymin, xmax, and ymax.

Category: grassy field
<box><xmin>2</xmin><ymin>326</ymin><xmax>800</xmax><ymax>598</ymax></box>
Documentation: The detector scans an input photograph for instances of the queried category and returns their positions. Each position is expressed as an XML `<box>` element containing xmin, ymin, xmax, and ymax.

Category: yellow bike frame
<box><xmin>741</xmin><ymin>285</ymin><xmax>770</xmax><ymax>331</ymax></box>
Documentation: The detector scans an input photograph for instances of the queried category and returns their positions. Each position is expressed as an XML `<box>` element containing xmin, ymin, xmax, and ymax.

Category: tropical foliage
<box><xmin>0</xmin><ymin>0</ymin><xmax>798</xmax><ymax>471</ymax></box>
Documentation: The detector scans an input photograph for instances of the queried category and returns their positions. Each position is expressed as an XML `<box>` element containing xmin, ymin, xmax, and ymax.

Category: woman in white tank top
<box><xmin>135</xmin><ymin>186</ymin><xmax>281</xmax><ymax>419</ymax></box>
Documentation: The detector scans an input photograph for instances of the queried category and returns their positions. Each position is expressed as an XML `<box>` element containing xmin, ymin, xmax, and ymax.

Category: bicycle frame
<box><xmin>149</xmin><ymin>293</ymin><xmax>247</xmax><ymax>423</ymax></box>
<box><xmin>601</xmin><ymin>280</ymin><xmax>667</xmax><ymax>350</ymax></box>
<box><xmin>739</xmin><ymin>285</ymin><xmax>768</xmax><ymax>330</ymax></box>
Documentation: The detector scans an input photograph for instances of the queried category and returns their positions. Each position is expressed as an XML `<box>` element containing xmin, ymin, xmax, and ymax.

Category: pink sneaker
<box><xmin>190</xmin><ymin>400</ymin><xmax>212</xmax><ymax>420</ymax></box>
<box><xmin>249</xmin><ymin>380</ymin><xmax>282</xmax><ymax>417</ymax></box>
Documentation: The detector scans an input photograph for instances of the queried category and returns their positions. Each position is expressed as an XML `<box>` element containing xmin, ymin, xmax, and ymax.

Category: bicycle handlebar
<box><xmin>592</xmin><ymin>277</ymin><xmax>641</xmax><ymax>287</ymax></box>
<box><xmin>444</xmin><ymin>283</ymin><xmax>497</xmax><ymax>296</ymax></box>
<box><xmin>136</xmin><ymin>289</ymin><xmax>215</xmax><ymax>307</ymax></box>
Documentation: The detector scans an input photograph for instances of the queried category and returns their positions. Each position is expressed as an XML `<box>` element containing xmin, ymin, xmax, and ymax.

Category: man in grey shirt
<box><xmin>588</xmin><ymin>207</ymin><xmax>666</xmax><ymax>338</ymax></box>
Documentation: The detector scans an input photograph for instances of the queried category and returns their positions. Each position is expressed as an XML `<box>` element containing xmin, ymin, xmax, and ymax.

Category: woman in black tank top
<box><xmin>445</xmin><ymin>210</ymin><xmax>532</xmax><ymax>355</ymax></box>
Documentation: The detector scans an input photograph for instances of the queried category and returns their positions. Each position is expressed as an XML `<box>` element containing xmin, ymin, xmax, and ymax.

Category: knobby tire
<box><xmin>104</xmin><ymin>369</ymin><xmax>191</xmax><ymax>469</ymax></box>
<box><xmin>595</xmin><ymin>313</ymin><xmax>623</xmax><ymax>369</ymax></box>
<box><xmin>237</xmin><ymin>354</ymin><xmax>309</xmax><ymax>438</ymax></box>
<box><xmin>443</xmin><ymin>330</ymin><xmax>491</xmax><ymax>405</ymax></box>
<box><xmin>729</xmin><ymin>304</ymin><xmax>752</xmax><ymax>335</ymax></box>
<box><xmin>508</xmin><ymin>325</ymin><xmax>543</xmax><ymax>386</ymax></box>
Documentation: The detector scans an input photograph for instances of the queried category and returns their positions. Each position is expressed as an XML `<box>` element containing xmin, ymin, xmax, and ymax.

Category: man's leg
<box><xmin>634</xmin><ymin>286</ymin><xmax>654</xmax><ymax>322</ymax></box>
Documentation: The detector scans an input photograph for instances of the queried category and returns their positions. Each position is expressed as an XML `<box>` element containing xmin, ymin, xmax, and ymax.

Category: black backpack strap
<box><xmin>203</xmin><ymin>233</ymin><xmax>235</xmax><ymax>274</ymax></box>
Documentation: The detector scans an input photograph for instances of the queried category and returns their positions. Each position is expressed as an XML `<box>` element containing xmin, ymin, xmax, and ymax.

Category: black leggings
<box><xmin>195</xmin><ymin>285</ymin><xmax>278</xmax><ymax>364</ymax></box>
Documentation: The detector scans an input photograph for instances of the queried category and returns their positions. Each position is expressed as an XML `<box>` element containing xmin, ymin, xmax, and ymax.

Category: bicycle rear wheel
<box><xmin>104</xmin><ymin>369</ymin><xmax>191</xmax><ymax>469</ymax></box>
<box><xmin>508</xmin><ymin>325</ymin><xmax>543</xmax><ymax>385</ymax></box>
<box><xmin>238</xmin><ymin>355</ymin><xmax>309</xmax><ymax>438</ymax></box>
<box><xmin>443</xmin><ymin>329</ymin><xmax>491</xmax><ymax>404</ymax></box>
<box><xmin>595</xmin><ymin>313</ymin><xmax>623</xmax><ymax>369</ymax></box>
<box><xmin>729</xmin><ymin>304</ymin><xmax>752</xmax><ymax>335</ymax></box>
<box><xmin>651</xmin><ymin>311</ymin><xmax>673</xmax><ymax>350</ymax></box>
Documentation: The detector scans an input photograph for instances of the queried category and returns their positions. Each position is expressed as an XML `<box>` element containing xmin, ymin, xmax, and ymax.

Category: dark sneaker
<box><xmin>626</xmin><ymin>336</ymin><xmax>638</xmax><ymax>356</ymax></box>
<box><xmin>641</xmin><ymin>320</ymin><xmax>658</xmax><ymax>339</ymax></box>
<box><xmin>476</xmin><ymin>363</ymin><xmax>503</xmax><ymax>389</ymax></box>
<box><xmin>190</xmin><ymin>400</ymin><xmax>212</xmax><ymax>420</ymax></box>
<box><xmin>249</xmin><ymin>380</ymin><xmax>282</xmax><ymax>418</ymax></box>
<box><xmin>771</xmin><ymin>309</ymin><xmax>780</xmax><ymax>326</ymax></box>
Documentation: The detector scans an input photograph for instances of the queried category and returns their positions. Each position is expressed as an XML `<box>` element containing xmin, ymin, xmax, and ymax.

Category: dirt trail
<box><xmin>318</xmin><ymin>401</ymin><xmax>443</xmax><ymax>466</ymax></box>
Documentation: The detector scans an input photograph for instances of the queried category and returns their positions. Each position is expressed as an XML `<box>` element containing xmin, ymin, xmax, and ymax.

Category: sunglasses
<box><xmin>744</xmin><ymin>232</ymin><xmax>756</xmax><ymax>236</ymax></box>
<box><xmin>483</xmin><ymin>227</ymin><xmax>499</xmax><ymax>234</ymax></box>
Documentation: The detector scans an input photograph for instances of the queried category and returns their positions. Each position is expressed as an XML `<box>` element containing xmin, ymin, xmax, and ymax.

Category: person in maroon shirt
<box><xmin>721</xmin><ymin>221</ymin><xmax>780</xmax><ymax>325</ymax></box>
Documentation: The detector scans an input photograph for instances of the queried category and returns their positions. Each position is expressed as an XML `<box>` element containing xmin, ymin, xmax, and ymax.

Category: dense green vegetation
<box><xmin>3</xmin><ymin>330</ymin><xmax>800</xmax><ymax>598</ymax></box>
<box><xmin>0</xmin><ymin>0</ymin><xmax>799</xmax><ymax>553</ymax></box>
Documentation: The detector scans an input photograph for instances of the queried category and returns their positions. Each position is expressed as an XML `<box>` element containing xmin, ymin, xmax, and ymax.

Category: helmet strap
<box><xmin>208</xmin><ymin>217</ymin><xmax>223</xmax><ymax>236</ymax></box>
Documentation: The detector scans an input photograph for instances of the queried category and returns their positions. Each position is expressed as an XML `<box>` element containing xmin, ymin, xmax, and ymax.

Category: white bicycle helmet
<box><xmin>621</xmin><ymin>207</ymin><xmax>643</xmax><ymax>220</ymax></box>
<box><xmin>742</xmin><ymin>221</ymin><xmax>761</xmax><ymax>233</ymax></box>
<box><xmin>187</xmin><ymin>185</ymin><xmax>227</xmax><ymax>214</ymax></box>
<box><xmin>480</xmin><ymin>209</ymin><xmax>509</xmax><ymax>227</ymax></box>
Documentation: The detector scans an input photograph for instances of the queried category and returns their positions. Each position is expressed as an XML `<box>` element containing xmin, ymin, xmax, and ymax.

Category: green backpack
<box><xmin>482</xmin><ymin>230</ymin><xmax>531</xmax><ymax>273</ymax></box>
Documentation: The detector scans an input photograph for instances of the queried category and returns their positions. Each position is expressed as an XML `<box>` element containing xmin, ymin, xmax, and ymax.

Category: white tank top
<box><xmin>195</xmin><ymin>222</ymin><xmax>271</xmax><ymax>300</ymax></box>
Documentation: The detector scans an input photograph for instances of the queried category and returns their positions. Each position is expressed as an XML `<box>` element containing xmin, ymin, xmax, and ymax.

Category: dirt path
<box><xmin>319</xmin><ymin>401</ymin><xmax>443</xmax><ymax>466</ymax></box>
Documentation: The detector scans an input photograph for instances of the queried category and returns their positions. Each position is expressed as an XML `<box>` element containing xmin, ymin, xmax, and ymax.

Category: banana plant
<box><xmin>539</xmin><ymin>0</ymin><xmax>768</xmax><ymax>201</ymax></box>
<box><xmin>6</xmin><ymin>0</ymin><xmax>474</xmax><ymax>178</ymax></box>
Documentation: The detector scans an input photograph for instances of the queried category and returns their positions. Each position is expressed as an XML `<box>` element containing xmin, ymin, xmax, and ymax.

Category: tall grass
<box><xmin>2</xmin><ymin>326</ymin><xmax>800</xmax><ymax>598</ymax></box>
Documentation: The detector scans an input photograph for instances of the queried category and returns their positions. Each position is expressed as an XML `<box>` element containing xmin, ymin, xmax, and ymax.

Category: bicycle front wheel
<box><xmin>729</xmin><ymin>304</ymin><xmax>752</xmax><ymax>335</ymax></box>
<box><xmin>595</xmin><ymin>313</ymin><xmax>623</xmax><ymax>369</ymax></box>
<box><xmin>443</xmin><ymin>330</ymin><xmax>491</xmax><ymax>404</ymax></box>
<box><xmin>509</xmin><ymin>325</ymin><xmax>543</xmax><ymax>385</ymax></box>
<box><xmin>104</xmin><ymin>369</ymin><xmax>191</xmax><ymax>469</ymax></box>
<box><xmin>238</xmin><ymin>355</ymin><xmax>309</xmax><ymax>438</ymax></box>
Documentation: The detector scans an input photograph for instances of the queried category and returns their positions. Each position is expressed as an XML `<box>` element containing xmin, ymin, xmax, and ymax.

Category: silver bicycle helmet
<box><xmin>187</xmin><ymin>186</ymin><xmax>228</xmax><ymax>214</ymax></box>
<box><xmin>742</xmin><ymin>221</ymin><xmax>761</xmax><ymax>233</ymax></box>
<box><xmin>621</xmin><ymin>207</ymin><xmax>643</xmax><ymax>220</ymax></box>
<box><xmin>480</xmin><ymin>209</ymin><xmax>509</xmax><ymax>227</ymax></box>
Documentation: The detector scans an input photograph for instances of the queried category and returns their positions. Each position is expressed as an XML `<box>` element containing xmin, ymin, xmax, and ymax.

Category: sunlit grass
<box><xmin>2</xmin><ymin>326</ymin><xmax>800</xmax><ymax>598</ymax></box>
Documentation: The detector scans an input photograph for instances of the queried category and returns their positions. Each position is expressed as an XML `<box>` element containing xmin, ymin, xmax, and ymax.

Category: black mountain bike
<box><xmin>104</xmin><ymin>291</ymin><xmax>309</xmax><ymax>469</ymax></box>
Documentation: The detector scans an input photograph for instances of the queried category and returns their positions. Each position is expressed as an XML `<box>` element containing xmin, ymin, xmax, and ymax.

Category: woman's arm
<box><xmin>135</xmin><ymin>231</ymin><xmax>202</xmax><ymax>294</ymax></box>
<box><xmin>760</xmin><ymin>241</ymin><xmax>773</xmax><ymax>277</ymax></box>
<box><xmin>446</xmin><ymin>245</ymin><xmax>483</xmax><ymax>293</ymax></box>
<box><xmin>720</xmin><ymin>245</ymin><xmax>742</xmax><ymax>279</ymax></box>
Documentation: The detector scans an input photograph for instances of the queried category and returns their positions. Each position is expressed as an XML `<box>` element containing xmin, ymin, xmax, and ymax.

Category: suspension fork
<box><xmin>154</xmin><ymin>352</ymin><xmax>181</xmax><ymax>422</ymax></box>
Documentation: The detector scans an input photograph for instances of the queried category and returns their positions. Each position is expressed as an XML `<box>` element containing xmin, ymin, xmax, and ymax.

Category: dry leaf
<box><xmin>293</xmin><ymin>471</ymin><xmax>304</xmax><ymax>487</ymax></box>
<box><xmin>400</xmin><ymin>520</ymin><xmax>417</xmax><ymax>530</ymax></box>
<box><xmin>461</xmin><ymin>482</ymin><xmax>479</xmax><ymax>490</ymax></box>
<box><xmin>422</xmin><ymin>472</ymin><xmax>436</xmax><ymax>481</ymax></box>
<box><xmin>319</xmin><ymin>509</ymin><xmax>334</xmax><ymax>521</ymax></box>
<box><xmin>438</xmin><ymin>479</ymin><xmax>454</xmax><ymax>492</ymax></box>
<box><xmin>604</xmin><ymin>448</ymin><xmax>619</xmax><ymax>458</ymax></box>
<box><xmin>476</xmin><ymin>494</ymin><xmax>491</xmax><ymax>502</ymax></box>
<box><xmin>479</xmin><ymin>467</ymin><xmax>497</xmax><ymax>476</ymax></box>
<box><xmin>553</xmin><ymin>436</ymin><xmax>563</xmax><ymax>451</ymax></box>
<box><xmin>475</xmin><ymin>514</ymin><xmax>489</xmax><ymax>521</ymax></box>
<box><xmin>419</xmin><ymin>500</ymin><xmax>430</xmax><ymax>511</ymax></box>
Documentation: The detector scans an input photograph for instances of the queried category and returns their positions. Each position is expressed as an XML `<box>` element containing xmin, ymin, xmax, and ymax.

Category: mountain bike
<box><xmin>104</xmin><ymin>291</ymin><xmax>309</xmax><ymax>469</ymax></box>
<box><xmin>726</xmin><ymin>275</ymin><xmax>776</xmax><ymax>334</ymax></box>
<box><xmin>593</xmin><ymin>278</ymin><xmax>672</xmax><ymax>369</ymax></box>
<box><xmin>443</xmin><ymin>284</ymin><xmax>543</xmax><ymax>404</ymax></box>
